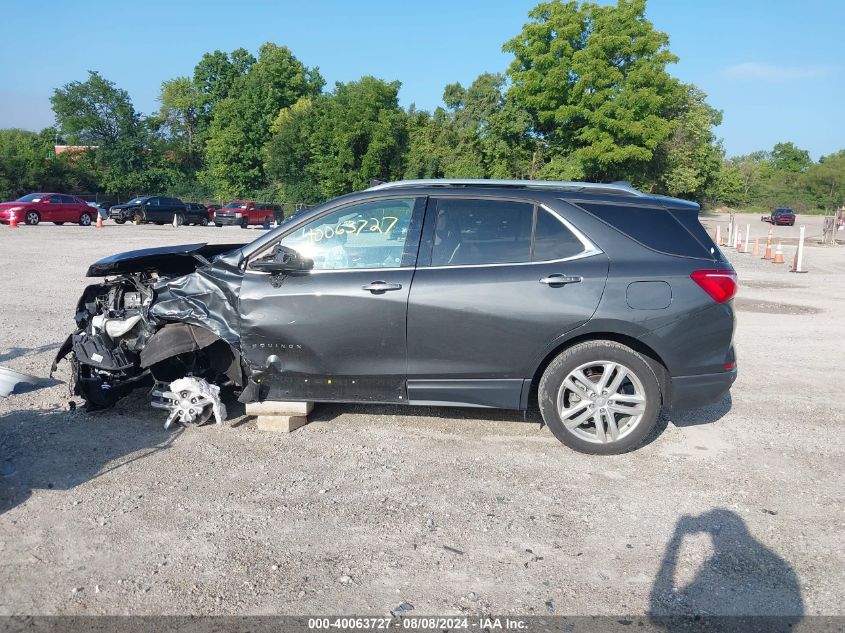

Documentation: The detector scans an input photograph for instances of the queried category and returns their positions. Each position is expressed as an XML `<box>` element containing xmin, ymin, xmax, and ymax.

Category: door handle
<box><xmin>362</xmin><ymin>281</ymin><xmax>403</xmax><ymax>293</ymax></box>
<box><xmin>539</xmin><ymin>274</ymin><xmax>582</xmax><ymax>286</ymax></box>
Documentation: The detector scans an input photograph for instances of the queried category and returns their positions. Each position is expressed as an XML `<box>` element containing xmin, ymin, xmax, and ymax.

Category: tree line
<box><xmin>1</xmin><ymin>0</ymin><xmax>843</xmax><ymax>212</ymax></box>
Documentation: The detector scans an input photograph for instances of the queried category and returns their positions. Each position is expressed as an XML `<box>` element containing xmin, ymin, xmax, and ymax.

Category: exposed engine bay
<box><xmin>52</xmin><ymin>243</ymin><xmax>248</xmax><ymax>426</ymax></box>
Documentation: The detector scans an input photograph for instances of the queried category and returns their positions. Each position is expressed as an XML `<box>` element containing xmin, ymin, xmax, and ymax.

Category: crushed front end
<box><xmin>52</xmin><ymin>243</ymin><xmax>248</xmax><ymax>421</ymax></box>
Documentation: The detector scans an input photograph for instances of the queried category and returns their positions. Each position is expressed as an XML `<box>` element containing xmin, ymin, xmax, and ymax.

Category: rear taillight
<box><xmin>690</xmin><ymin>270</ymin><xmax>737</xmax><ymax>303</ymax></box>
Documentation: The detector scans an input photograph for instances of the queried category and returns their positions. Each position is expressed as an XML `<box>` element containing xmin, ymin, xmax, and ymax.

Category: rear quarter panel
<box><xmin>543</xmin><ymin>196</ymin><xmax>735</xmax><ymax>378</ymax></box>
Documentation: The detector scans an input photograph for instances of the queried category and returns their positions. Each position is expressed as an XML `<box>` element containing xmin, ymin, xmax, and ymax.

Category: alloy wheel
<box><xmin>556</xmin><ymin>360</ymin><xmax>646</xmax><ymax>444</ymax></box>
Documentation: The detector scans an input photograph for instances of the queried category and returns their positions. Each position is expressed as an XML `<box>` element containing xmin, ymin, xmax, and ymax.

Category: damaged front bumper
<box><xmin>53</xmin><ymin>242</ymin><xmax>253</xmax><ymax>416</ymax></box>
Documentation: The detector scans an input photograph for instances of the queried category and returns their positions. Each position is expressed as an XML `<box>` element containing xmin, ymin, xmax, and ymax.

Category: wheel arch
<box><xmin>527</xmin><ymin>331</ymin><xmax>672</xmax><ymax>410</ymax></box>
<box><xmin>139</xmin><ymin>322</ymin><xmax>243</xmax><ymax>386</ymax></box>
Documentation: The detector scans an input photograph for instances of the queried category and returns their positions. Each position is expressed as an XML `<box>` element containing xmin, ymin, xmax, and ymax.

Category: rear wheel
<box><xmin>175</xmin><ymin>213</ymin><xmax>185</xmax><ymax>226</ymax></box>
<box><xmin>25</xmin><ymin>210</ymin><xmax>40</xmax><ymax>225</ymax></box>
<box><xmin>79</xmin><ymin>212</ymin><xmax>93</xmax><ymax>226</ymax></box>
<box><xmin>214</xmin><ymin>223</ymin><xmax>222</xmax><ymax>227</ymax></box>
<box><xmin>240</xmin><ymin>218</ymin><xmax>249</xmax><ymax>229</ymax></box>
<box><xmin>54</xmin><ymin>222</ymin><xmax>65</xmax><ymax>226</ymax></box>
<box><xmin>538</xmin><ymin>341</ymin><xmax>661</xmax><ymax>455</ymax></box>
<box><xmin>198</xmin><ymin>216</ymin><xmax>209</xmax><ymax>226</ymax></box>
<box><xmin>114</xmin><ymin>218</ymin><xmax>126</xmax><ymax>224</ymax></box>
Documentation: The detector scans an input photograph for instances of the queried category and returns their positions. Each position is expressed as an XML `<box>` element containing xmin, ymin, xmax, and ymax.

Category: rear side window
<box><xmin>430</xmin><ymin>199</ymin><xmax>533</xmax><ymax>266</ymax></box>
<box><xmin>59</xmin><ymin>194</ymin><xmax>77</xmax><ymax>204</ymax></box>
<box><xmin>575</xmin><ymin>202</ymin><xmax>714</xmax><ymax>259</ymax></box>
<box><xmin>533</xmin><ymin>209</ymin><xmax>585</xmax><ymax>261</ymax></box>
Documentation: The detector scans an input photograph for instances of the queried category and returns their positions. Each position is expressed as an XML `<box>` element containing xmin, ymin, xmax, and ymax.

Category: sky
<box><xmin>1</xmin><ymin>0</ymin><xmax>843</xmax><ymax>159</ymax></box>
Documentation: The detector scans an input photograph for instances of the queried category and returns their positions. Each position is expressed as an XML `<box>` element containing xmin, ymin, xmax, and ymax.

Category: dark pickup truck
<box><xmin>109</xmin><ymin>196</ymin><xmax>205</xmax><ymax>225</ymax></box>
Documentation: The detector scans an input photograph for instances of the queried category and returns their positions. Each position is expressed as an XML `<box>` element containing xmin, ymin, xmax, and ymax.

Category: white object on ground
<box><xmin>0</xmin><ymin>366</ymin><xmax>39</xmax><ymax>398</ymax></box>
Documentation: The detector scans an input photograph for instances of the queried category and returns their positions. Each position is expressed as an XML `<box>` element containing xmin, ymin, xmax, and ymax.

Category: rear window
<box><xmin>574</xmin><ymin>201</ymin><xmax>716</xmax><ymax>259</ymax></box>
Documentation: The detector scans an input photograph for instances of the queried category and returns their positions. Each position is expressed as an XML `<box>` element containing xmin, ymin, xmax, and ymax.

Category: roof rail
<box><xmin>366</xmin><ymin>178</ymin><xmax>646</xmax><ymax>197</ymax></box>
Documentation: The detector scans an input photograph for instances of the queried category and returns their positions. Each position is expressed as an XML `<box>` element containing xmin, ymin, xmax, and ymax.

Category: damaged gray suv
<box><xmin>53</xmin><ymin>179</ymin><xmax>737</xmax><ymax>454</ymax></box>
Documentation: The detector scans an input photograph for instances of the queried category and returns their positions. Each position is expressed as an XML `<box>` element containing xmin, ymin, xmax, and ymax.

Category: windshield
<box><xmin>127</xmin><ymin>197</ymin><xmax>147</xmax><ymax>205</ymax></box>
<box><xmin>15</xmin><ymin>194</ymin><xmax>45</xmax><ymax>202</ymax></box>
<box><xmin>225</xmin><ymin>202</ymin><xmax>248</xmax><ymax>209</ymax></box>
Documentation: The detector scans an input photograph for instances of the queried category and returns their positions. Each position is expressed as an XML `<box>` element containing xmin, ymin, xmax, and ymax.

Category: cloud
<box><xmin>723</xmin><ymin>62</ymin><xmax>832</xmax><ymax>81</ymax></box>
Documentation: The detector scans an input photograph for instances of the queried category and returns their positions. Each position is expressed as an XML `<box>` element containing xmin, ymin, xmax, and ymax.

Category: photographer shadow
<box><xmin>649</xmin><ymin>509</ymin><xmax>803</xmax><ymax>631</ymax></box>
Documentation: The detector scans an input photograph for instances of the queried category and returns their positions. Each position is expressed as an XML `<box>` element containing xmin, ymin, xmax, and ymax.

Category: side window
<box><xmin>533</xmin><ymin>209</ymin><xmax>585</xmax><ymax>261</ymax></box>
<box><xmin>430</xmin><ymin>199</ymin><xmax>533</xmax><ymax>266</ymax></box>
<box><xmin>59</xmin><ymin>194</ymin><xmax>76</xmax><ymax>204</ymax></box>
<box><xmin>148</xmin><ymin>197</ymin><xmax>160</xmax><ymax>207</ymax></box>
<box><xmin>576</xmin><ymin>202</ymin><xmax>712</xmax><ymax>259</ymax></box>
<box><xmin>48</xmin><ymin>195</ymin><xmax>63</xmax><ymax>204</ymax></box>
<box><xmin>278</xmin><ymin>198</ymin><xmax>416</xmax><ymax>270</ymax></box>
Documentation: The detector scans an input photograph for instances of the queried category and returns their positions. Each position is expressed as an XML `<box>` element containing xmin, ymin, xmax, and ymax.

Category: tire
<box><xmin>79</xmin><ymin>213</ymin><xmax>93</xmax><ymax>226</ymax></box>
<box><xmin>114</xmin><ymin>218</ymin><xmax>126</xmax><ymax>224</ymax></box>
<box><xmin>175</xmin><ymin>213</ymin><xmax>185</xmax><ymax>226</ymax></box>
<box><xmin>198</xmin><ymin>216</ymin><xmax>209</xmax><ymax>226</ymax></box>
<box><xmin>214</xmin><ymin>223</ymin><xmax>222</xmax><ymax>228</ymax></box>
<box><xmin>538</xmin><ymin>340</ymin><xmax>661</xmax><ymax>455</ymax></box>
<box><xmin>155</xmin><ymin>222</ymin><xmax>164</xmax><ymax>225</ymax></box>
<box><xmin>240</xmin><ymin>218</ymin><xmax>249</xmax><ymax>229</ymax></box>
<box><xmin>54</xmin><ymin>222</ymin><xmax>65</xmax><ymax>226</ymax></box>
<box><xmin>24</xmin><ymin>210</ymin><xmax>40</xmax><ymax>225</ymax></box>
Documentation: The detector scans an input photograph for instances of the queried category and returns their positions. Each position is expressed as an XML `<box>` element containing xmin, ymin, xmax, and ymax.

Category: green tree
<box><xmin>266</xmin><ymin>77</ymin><xmax>408</xmax><ymax>201</ymax></box>
<box><xmin>202</xmin><ymin>43</ymin><xmax>323</xmax><ymax>197</ymax></box>
<box><xmin>51</xmin><ymin>71</ymin><xmax>150</xmax><ymax>195</ymax></box>
<box><xmin>771</xmin><ymin>142</ymin><xmax>812</xmax><ymax>172</ymax></box>
<box><xmin>51</xmin><ymin>71</ymin><xmax>140</xmax><ymax>146</ymax></box>
<box><xmin>193</xmin><ymin>48</ymin><xmax>256</xmax><ymax>108</ymax></box>
<box><xmin>158</xmin><ymin>77</ymin><xmax>204</xmax><ymax>170</ymax></box>
<box><xmin>653</xmin><ymin>85</ymin><xmax>724</xmax><ymax>198</ymax></box>
<box><xmin>803</xmin><ymin>151</ymin><xmax>845</xmax><ymax>210</ymax></box>
<box><xmin>503</xmin><ymin>0</ymin><xmax>683</xmax><ymax>181</ymax></box>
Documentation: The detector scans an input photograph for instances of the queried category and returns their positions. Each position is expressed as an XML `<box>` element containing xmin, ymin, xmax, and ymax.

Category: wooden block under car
<box><xmin>255</xmin><ymin>415</ymin><xmax>309</xmax><ymax>433</ymax></box>
<box><xmin>245</xmin><ymin>400</ymin><xmax>314</xmax><ymax>416</ymax></box>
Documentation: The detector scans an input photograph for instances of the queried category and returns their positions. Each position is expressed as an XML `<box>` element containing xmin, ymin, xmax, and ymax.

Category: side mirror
<box><xmin>250</xmin><ymin>245</ymin><xmax>313</xmax><ymax>274</ymax></box>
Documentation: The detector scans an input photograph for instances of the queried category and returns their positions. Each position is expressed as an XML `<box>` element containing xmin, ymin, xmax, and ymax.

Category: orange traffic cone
<box><xmin>772</xmin><ymin>241</ymin><xmax>784</xmax><ymax>264</ymax></box>
<box><xmin>751</xmin><ymin>238</ymin><xmax>760</xmax><ymax>256</ymax></box>
<box><xmin>8</xmin><ymin>211</ymin><xmax>18</xmax><ymax>228</ymax></box>
<box><xmin>761</xmin><ymin>235</ymin><xmax>773</xmax><ymax>260</ymax></box>
<box><xmin>96</xmin><ymin>214</ymin><xmax>104</xmax><ymax>228</ymax></box>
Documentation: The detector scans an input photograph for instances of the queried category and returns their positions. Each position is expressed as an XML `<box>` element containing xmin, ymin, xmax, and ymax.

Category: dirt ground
<box><xmin>0</xmin><ymin>219</ymin><xmax>843</xmax><ymax>620</ymax></box>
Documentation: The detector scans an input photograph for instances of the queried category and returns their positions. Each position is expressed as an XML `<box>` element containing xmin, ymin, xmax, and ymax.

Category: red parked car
<box><xmin>0</xmin><ymin>193</ymin><xmax>97</xmax><ymax>226</ymax></box>
<box><xmin>213</xmin><ymin>201</ymin><xmax>283</xmax><ymax>228</ymax></box>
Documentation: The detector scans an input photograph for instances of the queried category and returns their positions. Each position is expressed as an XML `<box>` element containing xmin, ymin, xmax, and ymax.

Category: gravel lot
<box><xmin>0</xmin><ymin>218</ymin><xmax>843</xmax><ymax>619</ymax></box>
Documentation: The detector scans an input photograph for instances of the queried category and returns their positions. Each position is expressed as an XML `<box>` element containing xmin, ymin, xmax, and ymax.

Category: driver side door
<box><xmin>239</xmin><ymin>196</ymin><xmax>425</xmax><ymax>403</ymax></box>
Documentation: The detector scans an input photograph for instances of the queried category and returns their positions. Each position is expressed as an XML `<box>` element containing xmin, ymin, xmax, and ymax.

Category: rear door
<box><xmin>406</xmin><ymin>196</ymin><xmax>609</xmax><ymax>408</ymax></box>
<box><xmin>61</xmin><ymin>195</ymin><xmax>82</xmax><ymax>221</ymax></box>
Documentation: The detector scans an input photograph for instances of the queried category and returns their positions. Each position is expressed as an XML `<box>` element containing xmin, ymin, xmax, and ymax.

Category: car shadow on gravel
<box><xmin>0</xmin><ymin>343</ymin><xmax>60</xmax><ymax>364</ymax></box>
<box><xmin>649</xmin><ymin>508</ymin><xmax>803</xmax><ymax>630</ymax></box>
<box><xmin>0</xmin><ymin>403</ymin><xmax>181</xmax><ymax>517</ymax></box>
